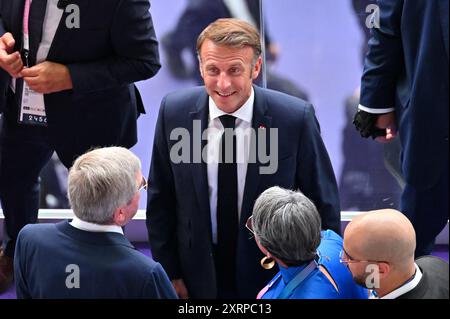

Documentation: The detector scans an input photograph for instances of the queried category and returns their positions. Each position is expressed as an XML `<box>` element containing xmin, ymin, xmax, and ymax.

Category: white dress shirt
<box><xmin>70</xmin><ymin>216</ymin><xmax>124</xmax><ymax>235</ymax></box>
<box><xmin>11</xmin><ymin>0</ymin><xmax>63</xmax><ymax>92</ymax></box>
<box><xmin>36</xmin><ymin>0</ymin><xmax>64</xmax><ymax>64</ymax></box>
<box><xmin>207</xmin><ymin>88</ymin><xmax>254</xmax><ymax>244</ymax></box>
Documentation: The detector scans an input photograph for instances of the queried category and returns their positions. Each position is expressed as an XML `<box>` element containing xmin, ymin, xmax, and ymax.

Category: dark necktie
<box><xmin>216</xmin><ymin>114</ymin><xmax>238</xmax><ymax>297</ymax></box>
<box><xmin>28</xmin><ymin>0</ymin><xmax>47</xmax><ymax>66</ymax></box>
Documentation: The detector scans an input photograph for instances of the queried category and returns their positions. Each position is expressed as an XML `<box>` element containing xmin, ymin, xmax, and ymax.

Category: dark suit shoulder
<box><xmin>161</xmin><ymin>86</ymin><xmax>206</xmax><ymax>113</ymax></box>
<box><xmin>18</xmin><ymin>223</ymin><xmax>59</xmax><ymax>242</ymax></box>
<box><xmin>256</xmin><ymin>87</ymin><xmax>316</xmax><ymax>129</ymax></box>
<box><xmin>416</xmin><ymin>255</ymin><xmax>449</xmax><ymax>271</ymax></box>
<box><xmin>401</xmin><ymin>256</ymin><xmax>449</xmax><ymax>299</ymax></box>
<box><xmin>160</xmin><ymin>86</ymin><xmax>208</xmax><ymax>125</ymax></box>
<box><xmin>416</xmin><ymin>256</ymin><xmax>449</xmax><ymax>299</ymax></box>
<box><xmin>258</xmin><ymin>86</ymin><xmax>313</xmax><ymax>115</ymax></box>
<box><xmin>163</xmin><ymin>87</ymin><xmax>206</xmax><ymax>106</ymax></box>
<box><xmin>124</xmin><ymin>246</ymin><xmax>161</xmax><ymax>270</ymax></box>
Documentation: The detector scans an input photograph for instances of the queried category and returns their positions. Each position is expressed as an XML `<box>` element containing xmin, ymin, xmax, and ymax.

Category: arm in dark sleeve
<box><xmin>0</xmin><ymin>11</ymin><xmax>6</xmax><ymax>36</ymax></box>
<box><xmin>146</xmin><ymin>97</ymin><xmax>181</xmax><ymax>280</ymax></box>
<box><xmin>143</xmin><ymin>263</ymin><xmax>178</xmax><ymax>299</ymax></box>
<box><xmin>297</xmin><ymin>104</ymin><xmax>341</xmax><ymax>234</ymax></box>
<box><xmin>0</xmin><ymin>8</ymin><xmax>8</xmax><ymax>111</ymax></box>
<box><xmin>13</xmin><ymin>231</ymin><xmax>32</xmax><ymax>299</ymax></box>
<box><xmin>359</xmin><ymin>0</ymin><xmax>404</xmax><ymax>112</ymax></box>
<box><xmin>67</xmin><ymin>0</ymin><xmax>160</xmax><ymax>94</ymax></box>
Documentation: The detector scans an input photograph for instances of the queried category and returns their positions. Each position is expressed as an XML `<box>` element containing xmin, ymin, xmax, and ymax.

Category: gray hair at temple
<box><xmin>252</xmin><ymin>186</ymin><xmax>322</xmax><ymax>265</ymax></box>
<box><xmin>68</xmin><ymin>147</ymin><xmax>141</xmax><ymax>225</ymax></box>
<box><xmin>196</xmin><ymin>18</ymin><xmax>262</xmax><ymax>65</ymax></box>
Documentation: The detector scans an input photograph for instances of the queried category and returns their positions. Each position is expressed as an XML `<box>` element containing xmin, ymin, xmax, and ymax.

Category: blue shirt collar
<box><xmin>278</xmin><ymin>254</ymin><xmax>320</xmax><ymax>284</ymax></box>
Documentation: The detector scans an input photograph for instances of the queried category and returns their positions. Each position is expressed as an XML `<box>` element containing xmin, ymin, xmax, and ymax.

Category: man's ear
<box><xmin>252</xmin><ymin>56</ymin><xmax>263</xmax><ymax>80</ymax></box>
<box><xmin>113</xmin><ymin>207</ymin><xmax>126</xmax><ymax>226</ymax></box>
<box><xmin>377</xmin><ymin>262</ymin><xmax>391</xmax><ymax>279</ymax></box>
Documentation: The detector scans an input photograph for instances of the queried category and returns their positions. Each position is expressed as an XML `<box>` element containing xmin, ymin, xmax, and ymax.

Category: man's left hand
<box><xmin>20</xmin><ymin>61</ymin><xmax>73</xmax><ymax>94</ymax></box>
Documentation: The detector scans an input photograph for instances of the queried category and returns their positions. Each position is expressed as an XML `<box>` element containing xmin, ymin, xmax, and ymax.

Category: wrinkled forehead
<box><xmin>200</xmin><ymin>40</ymin><xmax>255</xmax><ymax>60</ymax></box>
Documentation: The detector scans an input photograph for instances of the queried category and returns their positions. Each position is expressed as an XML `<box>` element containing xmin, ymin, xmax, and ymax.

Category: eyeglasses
<box><xmin>339</xmin><ymin>248</ymin><xmax>388</xmax><ymax>265</ymax></box>
<box><xmin>245</xmin><ymin>215</ymin><xmax>254</xmax><ymax>235</ymax></box>
<box><xmin>138</xmin><ymin>176</ymin><xmax>148</xmax><ymax>192</ymax></box>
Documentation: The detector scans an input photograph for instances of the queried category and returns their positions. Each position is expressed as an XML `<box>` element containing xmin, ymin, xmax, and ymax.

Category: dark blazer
<box><xmin>0</xmin><ymin>0</ymin><xmax>160</xmax><ymax>166</ymax></box>
<box><xmin>359</xmin><ymin>0</ymin><xmax>449</xmax><ymax>188</ymax></box>
<box><xmin>14</xmin><ymin>221</ymin><xmax>178</xmax><ymax>299</ymax></box>
<box><xmin>398</xmin><ymin>256</ymin><xmax>449</xmax><ymax>299</ymax></box>
<box><xmin>147</xmin><ymin>85</ymin><xmax>341</xmax><ymax>298</ymax></box>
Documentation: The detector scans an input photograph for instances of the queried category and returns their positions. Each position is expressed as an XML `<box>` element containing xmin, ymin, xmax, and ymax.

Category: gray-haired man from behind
<box><xmin>13</xmin><ymin>147</ymin><xmax>177</xmax><ymax>299</ymax></box>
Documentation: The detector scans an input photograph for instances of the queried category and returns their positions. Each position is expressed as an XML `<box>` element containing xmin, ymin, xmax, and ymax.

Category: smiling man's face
<box><xmin>199</xmin><ymin>39</ymin><xmax>261</xmax><ymax>113</ymax></box>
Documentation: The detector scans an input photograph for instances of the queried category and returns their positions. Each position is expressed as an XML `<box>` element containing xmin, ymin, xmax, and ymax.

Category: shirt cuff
<box><xmin>358</xmin><ymin>104</ymin><xmax>395</xmax><ymax>114</ymax></box>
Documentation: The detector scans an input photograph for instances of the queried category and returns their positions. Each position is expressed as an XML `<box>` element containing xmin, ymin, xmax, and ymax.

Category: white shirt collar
<box><xmin>377</xmin><ymin>263</ymin><xmax>423</xmax><ymax>299</ymax></box>
<box><xmin>208</xmin><ymin>87</ymin><xmax>254</xmax><ymax>124</ymax></box>
<box><xmin>70</xmin><ymin>216</ymin><xmax>124</xmax><ymax>235</ymax></box>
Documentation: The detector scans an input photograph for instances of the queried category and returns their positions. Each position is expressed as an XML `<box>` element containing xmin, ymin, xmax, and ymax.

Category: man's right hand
<box><xmin>172</xmin><ymin>278</ymin><xmax>189</xmax><ymax>299</ymax></box>
<box><xmin>0</xmin><ymin>32</ymin><xmax>23</xmax><ymax>78</ymax></box>
<box><xmin>374</xmin><ymin>112</ymin><xmax>397</xmax><ymax>143</ymax></box>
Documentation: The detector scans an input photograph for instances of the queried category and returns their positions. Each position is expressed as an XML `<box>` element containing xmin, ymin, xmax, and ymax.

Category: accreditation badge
<box><xmin>18</xmin><ymin>32</ymin><xmax>48</xmax><ymax>127</ymax></box>
<box><xmin>18</xmin><ymin>81</ymin><xmax>48</xmax><ymax>126</ymax></box>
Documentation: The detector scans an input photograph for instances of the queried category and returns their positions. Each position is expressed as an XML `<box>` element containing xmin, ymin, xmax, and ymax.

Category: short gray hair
<box><xmin>252</xmin><ymin>187</ymin><xmax>322</xmax><ymax>265</ymax></box>
<box><xmin>68</xmin><ymin>147</ymin><xmax>141</xmax><ymax>224</ymax></box>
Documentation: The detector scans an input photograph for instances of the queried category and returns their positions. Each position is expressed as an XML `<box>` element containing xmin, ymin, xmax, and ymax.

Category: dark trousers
<box><xmin>401</xmin><ymin>164</ymin><xmax>449</xmax><ymax>257</ymax></box>
<box><xmin>0</xmin><ymin>92</ymin><xmax>54</xmax><ymax>257</ymax></box>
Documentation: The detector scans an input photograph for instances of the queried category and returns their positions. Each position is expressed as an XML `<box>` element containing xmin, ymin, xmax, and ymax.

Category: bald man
<box><xmin>342</xmin><ymin>209</ymin><xmax>449</xmax><ymax>299</ymax></box>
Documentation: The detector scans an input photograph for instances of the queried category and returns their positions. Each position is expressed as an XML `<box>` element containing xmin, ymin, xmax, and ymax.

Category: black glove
<box><xmin>353</xmin><ymin>110</ymin><xmax>387</xmax><ymax>139</ymax></box>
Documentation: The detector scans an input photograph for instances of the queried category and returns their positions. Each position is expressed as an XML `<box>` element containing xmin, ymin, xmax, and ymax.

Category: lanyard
<box><xmin>277</xmin><ymin>255</ymin><xmax>319</xmax><ymax>299</ymax></box>
<box><xmin>22</xmin><ymin>0</ymin><xmax>32</xmax><ymax>66</ymax></box>
<box><xmin>23</xmin><ymin>0</ymin><xmax>32</xmax><ymax>51</ymax></box>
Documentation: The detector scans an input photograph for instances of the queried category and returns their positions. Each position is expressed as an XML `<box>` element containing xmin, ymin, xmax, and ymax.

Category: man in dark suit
<box><xmin>339</xmin><ymin>0</ymin><xmax>402</xmax><ymax>211</ymax></box>
<box><xmin>0</xmin><ymin>0</ymin><xmax>160</xmax><ymax>293</ymax></box>
<box><xmin>14</xmin><ymin>147</ymin><xmax>177</xmax><ymax>299</ymax></box>
<box><xmin>354</xmin><ymin>0</ymin><xmax>449</xmax><ymax>257</ymax></box>
<box><xmin>343</xmin><ymin>209</ymin><xmax>448</xmax><ymax>299</ymax></box>
<box><xmin>147</xmin><ymin>18</ymin><xmax>340</xmax><ymax>299</ymax></box>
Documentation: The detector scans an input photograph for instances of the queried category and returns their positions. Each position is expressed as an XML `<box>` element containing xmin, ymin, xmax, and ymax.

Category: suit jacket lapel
<box><xmin>240</xmin><ymin>86</ymin><xmax>272</xmax><ymax>225</ymax></box>
<box><xmin>47</xmin><ymin>0</ymin><xmax>87</xmax><ymax>61</ymax></box>
<box><xmin>189</xmin><ymin>91</ymin><xmax>212</xmax><ymax>230</ymax></box>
